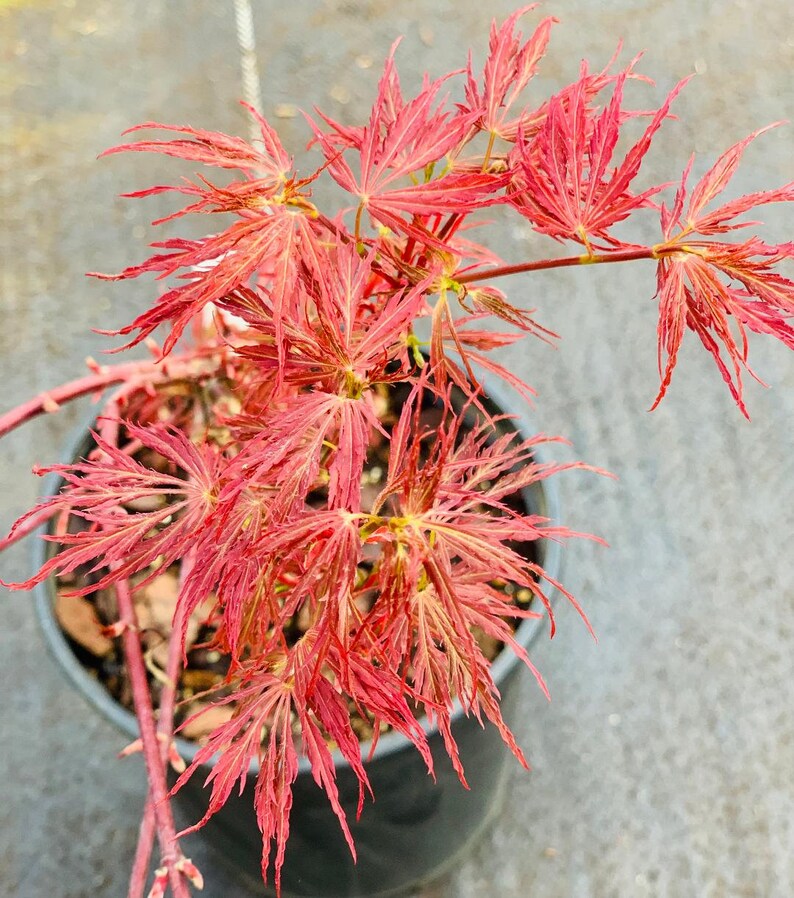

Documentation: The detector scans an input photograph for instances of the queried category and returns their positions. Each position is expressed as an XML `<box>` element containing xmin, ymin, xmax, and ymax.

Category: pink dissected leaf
<box><xmin>653</xmin><ymin>243</ymin><xmax>794</xmax><ymax>417</ymax></box>
<box><xmin>102</xmin><ymin>102</ymin><xmax>292</xmax><ymax>180</ymax></box>
<box><xmin>428</xmin><ymin>292</ymin><xmax>547</xmax><ymax>407</ymax></box>
<box><xmin>258</xmin><ymin>212</ymin><xmax>319</xmax><ymax>369</ymax></box>
<box><xmin>96</xmin><ymin>111</ymin><xmax>328</xmax><ymax>358</ymax></box>
<box><xmin>452</xmin><ymin>322</ymin><xmax>528</xmax><ymax>349</ymax></box>
<box><xmin>340</xmin><ymin>650</ymin><xmax>435</xmax><ymax>772</ymax></box>
<box><xmin>662</xmin><ymin>125</ymin><xmax>794</xmax><ymax>237</ymax></box>
<box><xmin>453</xmin><ymin>345</ymin><xmax>537</xmax><ymax>405</ymax></box>
<box><xmin>377</xmin><ymin>570</ymin><xmax>530</xmax><ymax>780</ymax></box>
<box><xmin>694</xmin><ymin>184</ymin><xmax>794</xmax><ymax>236</ymax></box>
<box><xmin>660</xmin><ymin>155</ymin><xmax>693</xmax><ymax>241</ymax></box>
<box><xmin>123</xmin><ymin>175</ymin><xmax>294</xmax><ymax>226</ymax></box>
<box><xmin>351</xmin><ymin>281</ymin><xmax>430</xmax><ymax>371</ymax></box>
<box><xmin>465</xmin><ymin>5</ymin><xmax>557</xmax><ymax>138</ymax></box>
<box><xmin>292</xmin><ymin>637</ymin><xmax>369</xmax><ymax>836</ymax></box>
<box><xmin>299</xmin><ymin>686</ymin><xmax>362</xmax><ymax>839</ymax></box>
<box><xmin>653</xmin><ymin>128</ymin><xmax>794</xmax><ymax>414</ymax></box>
<box><xmin>358</xmin><ymin>61</ymin><xmax>469</xmax><ymax>178</ymax></box>
<box><xmin>175</xmin><ymin>668</ymin><xmax>298</xmax><ymax>894</ymax></box>
<box><xmin>93</xmin><ymin>209</ymin><xmax>323</xmax><ymax>355</ymax></box>
<box><xmin>365</xmin><ymin>170</ymin><xmax>510</xmax><ymax>220</ymax></box>
<box><xmin>310</xmin><ymin>53</ymin><xmax>501</xmax><ymax>236</ymax></box>
<box><xmin>259</xmin><ymin>509</ymin><xmax>364</xmax><ymax>649</ymax></box>
<box><xmin>304</xmin><ymin>669</ymin><xmax>371</xmax><ymax>818</ymax></box>
<box><xmin>511</xmin><ymin>65</ymin><xmax>689</xmax><ymax>245</ymax></box>
<box><xmin>360</xmin><ymin>537</ymin><xmax>479</xmax><ymax>785</ymax></box>
<box><xmin>425</xmin><ymin>572</ymin><xmax>538</xmax><ymax>768</ymax></box>
<box><xmin>376</xmin><ymin>398</ymin><xmax>600</xmax><ymax>639</ymax></box>
<box><xmin>310</xmin><ymin>66</ymin><xmax>468</xmax><ymax>198</ymax></box>
<box><xmin>429</xmin><ymin>293</ymin><xmax>485</xmax><ymax>403</ymax></box>
<box><xmin>176</xmin><ymin>487</ymin><xmax>272</xmax><ymax>659</ymax></box>
<box><xmin>330</xmin><ymin>398</ymin><xmax>375</xmax><ymax>510</ymax></box>
<box><xmin>455</xmin><ymin>575</ymin><xmax>547</xmax><ymax>695</ymax></box>
<box><xmin>176</xmin><ymin>647</ymin><xmax>375</xmax><ymax>895</ymax></box>
<box><xmin>500</xmin><ymin>43</ymin><xmax>644</xmax><ymax>144</ymax></box>
<box><xmin>461</xmin><ymin>285</ymin><xmax>557</xmax><ymax>341</ymax></box>
<box><xmin>226</xmin><ymin>389</ymin><xmax>379</xmax><ymax>513</ymax></box>
<box><xmin>255</xmin><ymin>240</ymin><xmax>431</xmax><ymax>390</ymax></box>
<box><xmin>3</xmin><ymin>423</ymin><xmax>220</xmax><ymax>595</ymax></box>
<box><xmin>686</xmin><ymin>124</ymin><xmax>786</xmax><ymax>226</ymax></box>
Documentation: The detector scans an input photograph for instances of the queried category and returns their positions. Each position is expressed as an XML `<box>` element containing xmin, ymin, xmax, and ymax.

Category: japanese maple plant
<box><xmin>2</xmin><ymin>6</ymin><xmax>793</xmax><ymax>898</ymax></box>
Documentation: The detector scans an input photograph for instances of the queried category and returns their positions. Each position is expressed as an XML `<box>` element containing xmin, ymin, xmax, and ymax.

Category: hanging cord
<box><xmin>233</xmin><ymin>0</ymin><xmax>264</xmax><ymax>141</ymax></box>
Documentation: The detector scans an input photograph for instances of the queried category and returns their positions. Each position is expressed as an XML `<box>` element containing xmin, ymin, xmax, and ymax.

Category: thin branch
<box><xmin>127</xmin><ymin>805</ymin><xmax>157</xmax><ymax>898</ymax></box>
<box><xmin>0</xmin><ymin>350</ymin><xmax>212</xmax><ymax>440</ymax></box>
<box><xmin>96</xmin><ymin>397</ymin><xmax>193</xmax><ymax>898</ymax></box>
<box><xmin>455</xmin><ymin>247</ymin><xmax>657</xmax><ymax>285</ymax></box>
<box><xmin>115</xmin><ymin>576</ymin><xmax>192</xmax><ymax>898</ymax></box>
<box><xmin>128</xmin><ymin>551</ymin><xmax>196</xmax><ymax>898</ymax></box>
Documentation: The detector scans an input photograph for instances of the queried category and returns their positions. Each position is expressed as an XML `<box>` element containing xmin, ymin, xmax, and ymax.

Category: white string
<box><xmin>233</xmin><ymin>0</ymin><xmax>264</xmax><ymax>142</ymax></box>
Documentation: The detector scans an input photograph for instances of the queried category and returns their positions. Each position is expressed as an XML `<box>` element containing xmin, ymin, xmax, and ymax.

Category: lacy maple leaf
<box><xmin>653</xmin><ymin>126</ymin><xmax>794</xmax><ymax>416</ymax></box>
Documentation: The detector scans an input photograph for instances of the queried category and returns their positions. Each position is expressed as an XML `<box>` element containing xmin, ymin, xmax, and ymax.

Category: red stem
<box><xmin>436</xmin><ymin>212</ymin><xmax>463</xmax><ymax>243</ymax></box>
<box><xmin>0</xmin><ymin>348</ymin><xmax>216</xmax><ymax>440</ymax></box>
<box><xmin>160</xmin><ymin>552</ymin><xmax>194</xmax><ymax>742</ymax></box>
<box><xmin>455</xmin><ymin>247</ymin><xmax>656</xmax><ymax>285</ymax></box>
<box><xmin>0</xmin><ymin>363</ymin><xmax>145</xmax><ymax>440</ymax></box>
<box><xmin>0</xmin><ymin>373</ymin><xmax>161</xmax><ymax>555</ymax></box>
<box><xmin>96</xmin><ymin>395</ymin><xmax>191</xmax><ymax>898</ymax></box>
<box><xmin>115</xmin><ymin>577</ymin><xmax>191</xmax><ymax>898</ymax></box>
<box><xmin>127</xmin><ymin>808</ymin><xmax>157</xmax><ymax>898</ymax></box>
<box><xmin>128</xmin><ymin>553</ymin><xmax>195</xmax><ymax>898</ymax></box>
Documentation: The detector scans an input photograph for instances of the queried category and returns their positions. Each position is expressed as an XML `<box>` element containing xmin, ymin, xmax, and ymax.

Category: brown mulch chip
<box><xmin>55</xmin><ymin>590</ymin><xmax>114</xmax><ymax>657</ymax></box>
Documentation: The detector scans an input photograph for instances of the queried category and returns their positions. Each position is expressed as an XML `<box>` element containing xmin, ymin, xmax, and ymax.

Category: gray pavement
<box><xmin>1</xmin><ymin>1</ymin><xmax>793</xmax><ymax>896</ymax></box>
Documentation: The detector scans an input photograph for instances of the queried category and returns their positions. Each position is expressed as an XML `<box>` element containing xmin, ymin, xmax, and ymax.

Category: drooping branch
<box><xmin>95</xmin><ymin>394</ymin><xmax>195</xmax><ymax>898</ymax></box>
<box><xmin>0</xmin><ymin>351</ymin><xmax>211</xmax><ymax>440</ymax></box>
<box><xmin>128</xmin><ymin>551</ymin><xmax>196</xmax><ymax>898</ymax></box>
<box><xmin>115</xmin><ymin>575</ymin><xmax>193</xmax><ymax>898</ymax></box>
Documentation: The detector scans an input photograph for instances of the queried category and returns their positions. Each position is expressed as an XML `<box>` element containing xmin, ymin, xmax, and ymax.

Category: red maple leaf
<box><xmin>176</xmin><ymin>632</ymin><xmax>384</xmax><ymax>894</ymax></box>
<box><xmin>174</xmin><ymin>663</ymin><xmax>298</xmax><ymax>894</ymax></box>
<box><xmin>102</xmin><ymin>102</ymin><xmax>292</xmax><ymax>180</ymax></box>
<box><xmin>96</xmin><ymin>210</ymin><xmax>320</xmax><ymax>355</ymax></box>
<box><xmin>361</xmin><ymin>386</ymin><xmax>600</xmax><ymax>778</ymax></box>
<box><xmin>6</xmin><ymin>423</ymin><xmax>220</xmax><ymax>594</ymax></box>
<box><xmin>93</xmin><ymin>108</ymin><xmax>327</xmax><ymax>357</ymax></box>
<box><xmin>310</xmin><ymin>48</ymin><xmax>505</xmax><ymax>240</ymax></box>
<box><xmin>511</xmin><ymin>64</ymin><xmax>689</xmax><ymax>247</ymax></box>
<box><xmin>237</xmin><ymin>242</ymin><xmax>431</xmax><ymax>393</ymax></box>
<box><xmin>464</xmin><ymin>4</ymin><xmax>557</xmax><ymax>139</ymax></box>
<box><xmin>653</xmin><ymin>127</ymin><xmax>794</xmax><ymax>416</ymax></box>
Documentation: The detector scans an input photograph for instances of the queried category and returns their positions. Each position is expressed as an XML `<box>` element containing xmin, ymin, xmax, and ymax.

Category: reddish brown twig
<box><xmin>455</xmin><ymin>247</ymin><xmax>657</xmax><ymax>285</ymax></box>
<box><xmin>96</xmin><ymin>395</ymin><xmax>194</xmax><ymax>898</ymax></box>
<box><xmin>0</xmin><ymin>349</ymin><xmax>218</xmax><ymax>440</ymax></box>
<box><xmin>128</xmin><ymin>552</ymin><xmax>196</xmax><ymax>898</ymax></box>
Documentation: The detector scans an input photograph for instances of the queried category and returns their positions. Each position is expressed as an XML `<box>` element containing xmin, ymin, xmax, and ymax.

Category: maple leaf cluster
<box><xmin>3</xmin><ymin>6</ymin><xmax>793</xmax><ymax>895</ymax></box>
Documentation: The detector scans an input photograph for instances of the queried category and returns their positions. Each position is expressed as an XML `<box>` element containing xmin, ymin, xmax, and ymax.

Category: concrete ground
<box><xmin>1</xmin><ymin>1</ymin><xmax>793</xmax><ymax>896</ymax></box>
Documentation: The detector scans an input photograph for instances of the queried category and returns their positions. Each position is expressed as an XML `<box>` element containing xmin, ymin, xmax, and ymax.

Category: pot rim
<box><xmin>32</xmin><ymin>374</ymin><xmax>562</xmax><ymax>775</ymax></box>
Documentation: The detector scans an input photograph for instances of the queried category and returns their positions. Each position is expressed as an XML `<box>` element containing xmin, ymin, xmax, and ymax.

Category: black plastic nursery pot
<box><xmin>32</xmin><ymin>382</ymin><xmax>563</xmax><ymax>898</ymax></box>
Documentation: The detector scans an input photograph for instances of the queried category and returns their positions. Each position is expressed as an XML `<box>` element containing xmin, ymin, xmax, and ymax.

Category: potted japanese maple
<box><xmin>2</xmin><ymin>7</ymin><xmax>793</xmax><ymax>898</ymax></box>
